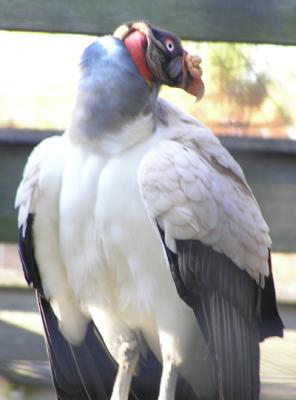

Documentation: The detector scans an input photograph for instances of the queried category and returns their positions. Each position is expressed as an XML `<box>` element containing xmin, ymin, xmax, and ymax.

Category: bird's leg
<box><xmin>158</xmin><ymin>331</ymin><xmax>180</xmax><ymax>400</ymax></box>
<box><xmin>111</xmin><ymin>336</ymin><xmax>139</xmax><ymax>400</ymax></box>
<box><xmin>88</xmin><ymin>306</ymin><xmax>139</xmax><ymax>400</ymax></box>
<box><xmin>158</xmin><ymin>359</ymin><xmax>178</xmax><ymax>400</ymax></box>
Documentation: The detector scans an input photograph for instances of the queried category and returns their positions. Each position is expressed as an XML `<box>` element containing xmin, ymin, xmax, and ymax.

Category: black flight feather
<box><xmin>259</xmin><ymin>251</ymin><xmax>284</xmax><ymax>340</ymax></box>
<box><xmin>157</xmin><ymin>223</ymin><xmax>284</xmax><ymax>400</ymax></box>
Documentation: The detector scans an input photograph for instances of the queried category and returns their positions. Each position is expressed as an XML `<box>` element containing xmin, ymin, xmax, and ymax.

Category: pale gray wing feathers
<box><xmin>139</xmin><ymin>103</ymin><xmax>271</xmax><ymax>282</ymax></box>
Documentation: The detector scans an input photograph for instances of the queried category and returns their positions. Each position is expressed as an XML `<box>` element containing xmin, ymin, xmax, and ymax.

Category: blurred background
<box><xmin>1</xmin><ymin>31</ymin><xmax>296</xmax><ymax>139</ymax></box>
<box><xmin>0</xmin><ymin>1</ymin><xmax>296</xmax><ymax>399</ymax></box>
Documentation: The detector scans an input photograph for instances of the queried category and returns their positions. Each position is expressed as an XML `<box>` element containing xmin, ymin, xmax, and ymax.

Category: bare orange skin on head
<box><xmin>124</xmin><ymin>31</ymin><xmax>153</xmax><ymax>83</ymax></box>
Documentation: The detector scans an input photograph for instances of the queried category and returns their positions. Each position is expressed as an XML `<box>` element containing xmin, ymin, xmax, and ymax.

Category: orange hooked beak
<box><xmin>181</xmin><ymin>50</ymin><xmax>205</xmax><ymax>101</ymax></box>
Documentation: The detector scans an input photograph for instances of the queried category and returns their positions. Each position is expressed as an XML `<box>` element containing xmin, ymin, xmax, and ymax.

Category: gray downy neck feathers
<box><xmin>69</xmin><ymin>36</ymin><xmax>159</xmax><ymax>143</ymax></box>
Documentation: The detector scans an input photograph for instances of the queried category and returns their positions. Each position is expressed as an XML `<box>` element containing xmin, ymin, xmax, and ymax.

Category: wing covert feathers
<box><xmin>139</xmin><ymin>136</ymin><xmax>270</xmax><ymax>281</ymax></box>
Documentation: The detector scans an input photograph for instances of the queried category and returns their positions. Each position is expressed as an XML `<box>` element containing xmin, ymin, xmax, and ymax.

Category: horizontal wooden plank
<box><xmin>1</xmin><ymin>132</ymin><xmax>296</xmax><ymax>251</ymax></box>
<box><xmin>0</xmin><ymin>128</ymin><xmax>62</xmax><ymax>146</ymax></box>
<box><xmin>2</xmin><ymin>128</ymin><xmax>296</xmax><ymax>154</ymax></box>
<box><xmin>0</xmin><ymin>0</ymin><xmax>296</xmax><ymax>45</ymax></box>
<box><xmin>220</xmin><ymin>136</ymin><xmax>296</xmax><ymax>155</ymax></box>
<box><xmin>231</xmin><ymin>150</ymin><xmax>296</xmax><ymax>253</ymax></box>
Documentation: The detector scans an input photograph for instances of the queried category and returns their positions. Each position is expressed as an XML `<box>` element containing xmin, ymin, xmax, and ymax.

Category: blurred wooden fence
<box><xmin>0</xmin><ymin>0</ymin><xmax>296</xmax><ymax>44</ymax></box>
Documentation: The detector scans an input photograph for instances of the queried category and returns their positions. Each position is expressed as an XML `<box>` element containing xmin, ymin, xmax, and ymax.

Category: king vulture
<box><xmin>15</xmin><ymin>21</ymin><xmax>284</xmax><ymax>400</ymax></box>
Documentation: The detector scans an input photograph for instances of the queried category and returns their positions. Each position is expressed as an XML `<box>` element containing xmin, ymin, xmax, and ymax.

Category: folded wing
<box><xmin>139</xmin><ymin>101</ymin><xmax>284</xmax><ymax>399</ymax></box>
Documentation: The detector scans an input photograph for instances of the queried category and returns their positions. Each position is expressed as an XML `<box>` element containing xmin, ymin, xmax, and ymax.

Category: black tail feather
<box><xmin>37</xmin><ymin>294</ymin><xmax>116</xmax><ymax>399</ymax></box>
<box><xmin>176</xmin><ymin>239</ymin><xmax>261</xmax><ymax>399</ymax></box>
<box><xmin>259</xmin><ymin>252</ymin><xmax>284</xmax><ymax>341</ymax></box>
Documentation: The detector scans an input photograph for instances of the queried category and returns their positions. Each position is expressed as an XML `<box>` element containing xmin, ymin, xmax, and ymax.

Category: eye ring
<box><xmin>165</xmin><ymin>39</ymin><xmax>175</xmax><ymax>52</ymax></box>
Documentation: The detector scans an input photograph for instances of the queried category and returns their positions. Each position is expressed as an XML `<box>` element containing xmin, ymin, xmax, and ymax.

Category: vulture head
<box><xmin>114</xmin><ymin>21</ymin><xmax>205</xmax><ymax>100</ymax></box>
<box><xmin>71</xmin><ymin>21</ymin><xmax>204</xmax><ymax>140</ymax></box>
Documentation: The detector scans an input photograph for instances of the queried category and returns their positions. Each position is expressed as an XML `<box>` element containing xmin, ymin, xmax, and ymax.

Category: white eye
<box><xmin>165</xmin><ymin>39</ymin><xmax>175</xmax><ymax>52</ymax></box>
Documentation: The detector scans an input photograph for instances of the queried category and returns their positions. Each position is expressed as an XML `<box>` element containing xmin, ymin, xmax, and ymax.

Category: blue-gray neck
<box><xmin>69</xmin><ymin>36</ymin><xmax>159</xmax><ymax>142</ymax></box>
